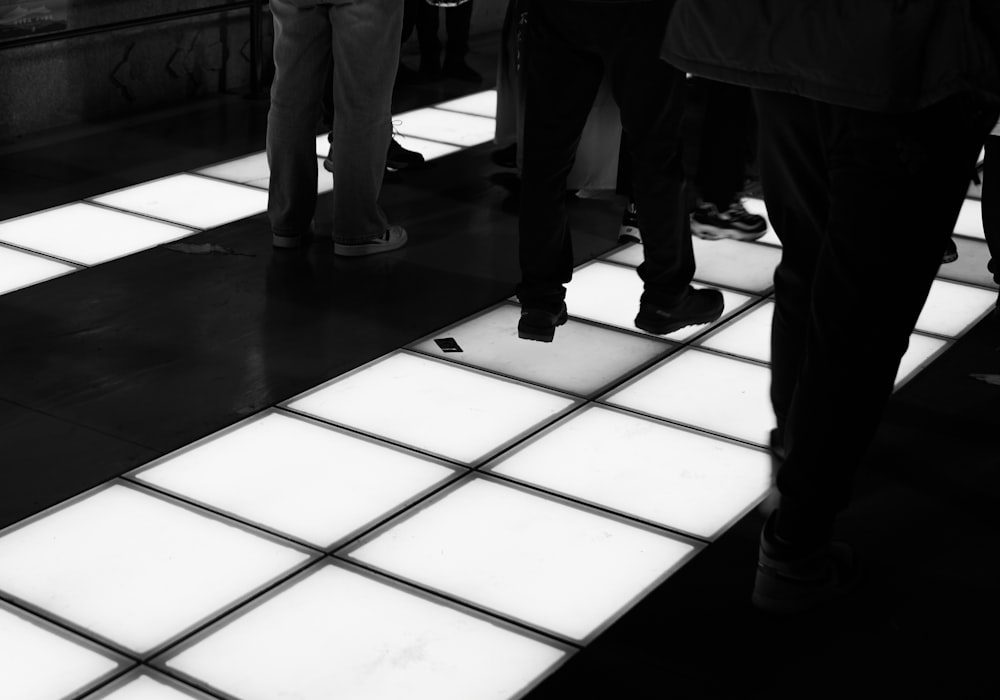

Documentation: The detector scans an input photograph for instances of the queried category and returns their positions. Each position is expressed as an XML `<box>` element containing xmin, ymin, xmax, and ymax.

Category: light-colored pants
<box><xmin>266</xmin><ymin>0</ymin><xmax>402</xmax><ymax>242</ymax></box>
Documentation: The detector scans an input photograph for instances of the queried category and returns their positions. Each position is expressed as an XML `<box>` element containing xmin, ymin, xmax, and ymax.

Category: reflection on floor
<box><xmin>1</xmin><ymin>43</ymin><xmax>999</xmax><ymax>700</ymax></box>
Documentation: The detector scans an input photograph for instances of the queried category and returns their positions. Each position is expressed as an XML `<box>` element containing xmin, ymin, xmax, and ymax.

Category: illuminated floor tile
<box><xmin>393</xmin><ymin>107</ymin><xmax>496</xmax><ymax>147</ymax></box>
<box><xmin>197</xmin><ymin>152</ymin><xmax>333</xmax><ymax>194</ymax></box>
<box><xmin>348</xmin><ymin>478</ymin><xmax>698</xmax><ymax>641</ymax></box>
<box><xmin>954</xmin><ymin>198</ymin><xmax>984</xmax><ymax>239</ymax></box>
<box><xmin>605</xmin><ymin>348</ymin><xmax>774</xmax><ymax>447</ymax></box>
<box><xmin>0</xmin><ymin>602</ymin><xmax>124</xmax><ymax>700</ymax></box>
<box><xmin>86</xmin><ymin>671</ymin><xmax>215</xmax><ymax>700</ymax></box>
<box><xmin>409</xmin><ymin>303</ymin><xmax>672</xmax><ymax>396</ymax></box>
<box><xmin>0</xmin><ymin>484</ymin><xmax>311</xmax><ymax>654</ymax></box>
<box><xmin>285</xmin><ymin>352</ymin><xmax>576</xmax><ymax>465</ymax></box>
<box><xmin>91</xmin><ymin>173</ymin><xmax>269</xmax><ymax>230</ymax></box>
<box><xmin>163</xmin><ymin>564</ymin><xmax>568</xmax><ymax>700</ymax></box>
<box><xmin>565</xmin><ymin>261</ymin><xmax>756</xmax><ymax>342</ymax></box>
<box><xmin>433</xmin><ymin>90</ymin><xmax>498</xmax><ymax>118</ymax></box>
<box><xmin>0</xmin><ymin>202</ymin><xmax>194</xmax><ymax>266</ymax></box>
<box><xmin>698</xmin><ymin>300</ymin><xmax>773</xmax><ymax>363</ymax></box>
<box><xmin>740</xmin><ymin>197</ymin><xmax>781</xmax><ymax>247</ymax></box>
<box><xmin>486</xmin><ymin>406</ymin><xmax>771</xmax><ymax>539</ymax></box>
<box><xmin>916</xmin><ymin>279</ymin><xmax>998</xmax><ymax>337</ymax></box>
<box><xmin>896</xmin><ymin>333</ymin><xmax>948</xmax><ymax>387</ymax></box>
<box><xmin>134</xmin><ymin>412</ymin><xmax>459</xmax><ymax>548</ymax></box>
<box><xmin>0</xmin><ymin>244</ymin><xmax>76</xmax><ymax>294</ymax></box>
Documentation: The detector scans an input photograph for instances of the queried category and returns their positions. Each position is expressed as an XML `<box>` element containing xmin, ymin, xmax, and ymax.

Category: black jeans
<box><xmin>688</xmin><ymin>77</ymin><xmax>756</xmax><ymax>209</ymax></box>
<box><xmin>517</xmin><ymin>0</ymin><xmax>690</xmax><ymax>312</ymax></box>
<box><xmin>755</xmin><ymin>89</ymin><xmax>998</xmax><ymax>545</ymax></box>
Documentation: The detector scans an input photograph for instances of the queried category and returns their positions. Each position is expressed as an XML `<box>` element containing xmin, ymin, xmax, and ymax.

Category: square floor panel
<box><xmin>565</xmin><ymin>261</ymin><xmax>756</xmax><ymax>342</ymax></box>
<box><xmin>164</xmin><ymin>564</ymin><xmax>568</xmax><ymax>700</ymax></box>
<box><xmin>740</xmin><ymin>197</ymin><xmax>781</xmax><ymax>247</ymax></box>
<box><xmin>91</xmin><ymin>173</ymin><xmax>269</xmax><ymax>230</ymax></box>
<box><xmin>197</xmin><ymin>152</ymin><xmax>333</xmax><ymax>194</ymax></box>
<box><xmin>433</xmin><ymin>90</ymin><xmax>498</xmax><ymax>118</ymax></box>
<box><xmin>285</xmin><ymin>352</ymin><xmax>576</xmax><ymax>465</ymax></box>
<box><xmin>605</xmin><ymin>348</ymin><xmax>775</xmax><ymax>446</ymax></box>
<box><xmin>409</xmin><ymin>303</ymin><xmax>672</xmax><ymax>396</ymax></box>
<box><xmin>697</xmin><ymin>300</ymin><xmax>773</xmax><ymax>363</ymax></box>
<box><xmin>954</xmin><ymin>198</ymin><xmax>984</xmax><ymax>239</ymax></box>
<box><xmin>915</xmin><ymin>279</ymin><xmax>998</xmax><ymax>337</ymax></box>
<box><xmin>0</xmin><ymin>244</ymin><xmax>77</xmax><ymax>294</ymax></box>
<box><xmin>348</xmin><ymin>478</ymin><xmax>698</xmax><ymax>641</ymax></box>
<box><xmin>134</xmin><ymin>412</ymin><xmax>459</xmax><ymax>548</ymax></box>
<box><xmin>392</xmin><ymin>107</ymin><xmax>497</xmax><ymax>147</ymax></box>
<box><xmin>0</xmin><ymin>202</ymin><xmax>195</xmax><ymax>266</ymax></box>
<box><xmin>895</xmin><ymin>333</ymin><xmax>948</xmax><ymax>388</ymax></box>
<box><xmin>486</xmin><ymin>406</ymin><xmax>771</xmax><ymax>539</ymax></box>
<box><xmin>0</xmin><ymin>601</ymin><xmax>127</xmax><ymax>700</ymax></box>
<box><xmin>0</xmin><ymin>484</ymin><xmax>311</xmax><ymax>654</ymax></box>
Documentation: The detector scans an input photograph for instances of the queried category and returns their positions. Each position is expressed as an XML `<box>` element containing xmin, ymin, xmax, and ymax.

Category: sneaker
<box><xmin>634</xmin><ymin>287</ymin><xmax>724</xmax><ymax>335</ymax></box>
<box><xmin>942</xmin><ymin>237</ymin><xmax>959</xmax><ymax>264</ymax></box>
<box><xmin>691</xmin><ymin>199</ymin><xmax>768</xmax><ymax>241</ymax></box>
<box><xmin>618</xmin><ymin>202</ymin><xmax>641</xmax><ymax>244</ymax></box>
<box><xmin>518</xmin><ymin>302</ymin><xmax>568</xmax><ymax>342</ymax></box>
<box><xmin>386</xmin><ymin>138</ymin><xmax>425</xmax><ymax>172</ymax></box>
<box><xmin>333</xmin><ymin>225</ymin><xmax>408</xmax><ymax>257</ymax></box>
<box><xmin>752</xmin><ymin>512</ymin><xmax>859</xmax><ymax>616</ymax></box>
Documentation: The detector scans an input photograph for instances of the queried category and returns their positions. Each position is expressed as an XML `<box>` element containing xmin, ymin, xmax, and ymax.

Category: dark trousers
<box><xmin>517</xmin><ymin>0</ymin><xmax>690</xmax><ymax>311</ymax></box>
<box><xmin>754</xmin><ymin>89</ymin><xmax>997</xmax><ymax>545</ymax></box>
<box><xmin>688</xmin><ymin>77</ymin><xmax>756</xmax><ymax>209</ymax></box>
<box><xmin>981</xmin><ymin>134</ymin><xmax>1000</xmax><ymax>286</ymax></box>
<box><xmin>411</xmin><ymin>0</ymin><xmax>473</xmax><ymax>69</ymax></box>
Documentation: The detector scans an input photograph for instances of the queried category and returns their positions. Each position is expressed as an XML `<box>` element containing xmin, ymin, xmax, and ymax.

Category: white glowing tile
<box><xmin>409</xmin><ymin>303</ymin><xmax>670</xmax><ymax>396</ymax></box>
<box><xmin>90</xmin><ymin>672</ymin><xmax>214</xmax><ymax>700</ymax></box>
<box><xmin>487</xmin><ymin>406</ymin><xmax>771</xmax><ymax>539</ymax></box>
<box><xmin>740</xmin><ymin>197</ymin><xmax>781</xmax><ymax>246</ymax></box>
<box><xmin>895</xmin><ymin>333</ymin><xmax>948</xmax><ymax>387</ymax></box>
<box><xmin>199</xmin><ymin>151</ymin><xmax>333</xmax><ymax>194</ymax></box>
<box><xmin>434</xmin><ymin>90</ymin><xmax>498</xmax><ymax>118</ymax></box>
<box><xmin>0</xmin><ymin>484</ymin><xmax>310</xmax><ymax>654</ymax></box>
<box><xmin>393</xmin><ymin>107</ymin><xmax>496</xmax><ymax>147</ymax></box>
<box><xmin>286</xmin><ymin>352</ymin><xmax>575</xmax><ymax>464</ymax></box>
<box><xmin>915</xmin><ymin>279</ymin><xmax>998</xmax><ymax>337</ymax></box>
<box><xmin>91</xmin><ymin>173</ymin><xmax>269</xmax><ymax>229</ymax></box>
<box><xmin>350</xmin><ymin>479</ymin><xmax>697</xmax><ymax>641</ymax></box>
<box><xmin>0</xmin><ymin>244</ymin><xmax>76</xmax><ymax>294</ymax></box>
<box><xmin>605</xmin><ymin>349</ymin><xmax>775</xmax><ymax>446</ymax></box>
<box><xmin>698</xmin><ymin>300</ymin><xmax>774</xmax><ymax>363</ymax></box>
<box><xmin>165</xmin><ymin>565</ymin><xmax>567</xmax><ymax>700</ymax></box>
<box><xmin>565</xmin><ymin>261</ymin><xmax>755</xmax><ymax>341</ymax></box>
<box><xmin>0</xmin><ymin>604</ymin><xmax>123</xmax><ymax>700</ymax></box>
<box><xmin>954</xmin><ymin>198</ymin><xmax>984</xmax><ymax>239</ymax></box>
<box><xmin>136</xmin><ymin>412</ymin><xmax>457</xmax><ymax>548</ymax></box>
<box><xmin>0</xmin><ymin>202</ymin><xmax>195</xmax><ymax>266</ymax></box>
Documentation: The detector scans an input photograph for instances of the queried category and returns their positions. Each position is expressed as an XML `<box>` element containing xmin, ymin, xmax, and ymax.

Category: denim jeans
<box><xmin>266</xmin><ymin>0</ymin><xmax>402</xmax><ymax>243</ymax></box>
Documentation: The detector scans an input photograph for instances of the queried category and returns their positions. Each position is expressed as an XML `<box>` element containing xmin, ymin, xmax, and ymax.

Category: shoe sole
<box><xmin>618</xmin><ymin>225</ymin><xmax>641</xmax><ymax>245</ymax></box>
<box><xmin>518</xmin><ymin>307</ymin><xmax>568</xmax><ymax>342</ymax></box>
<box><xmin>691</xmin><ymin>221</ymin><xmax>766</xmax><ymax>241</ymax></box>
<box><xmin>634</xmin><ymin>309</ymin><xmax>722</xmax><ymax>335</ymax></box>
<box><xmin>334</xmin><ymin>231</ymin><xmax>407</xmax><ymax>257</ymax></box>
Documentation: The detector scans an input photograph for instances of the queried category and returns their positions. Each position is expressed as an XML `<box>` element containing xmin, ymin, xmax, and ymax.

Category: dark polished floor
<box><xmin>1</xmin><ymin>33</ymin><xmax>999</xmax><ymax>700</ymax></box>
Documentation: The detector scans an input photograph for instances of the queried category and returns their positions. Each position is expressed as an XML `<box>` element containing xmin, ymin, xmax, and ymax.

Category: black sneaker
<box><xmin>634</xmin><ymin>287</ymin><xmax>724</xmax><ymax>335</ymax></box>
<box><xmin>691</xmin><ymin>199</ymin><xmax>767</xmax><ymax>241</ymax></box>
<box><xmin>518</xmin><ymin>302</ymin><xmax>568</xmax><ymax>342</ymax></box>
<box><xmin>942</xmin><ymin>237</ymin><xmax>958</xmax><ymax>264</ymax></box>
<box><xmin>386</xmin><ymin>138</ymin><xmax>425</xmax><ymax>171</ymax></box>
<box><xmin>618</xmin><ymin>202</ymin><xmax>641</xmax><ymax>244</ymax></box>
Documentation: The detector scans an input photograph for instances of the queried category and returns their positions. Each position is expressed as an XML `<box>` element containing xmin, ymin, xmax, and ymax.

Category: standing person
<box><xmin>662</xmin><ymin>0</ymin><xmax>1000</xmax><ymax>614</ymax></box>
<box><xmin>517</xmin><ymin>0</ymin><xmax>723</xmax><ymax>342</ymax></box>
<box><xmin>267</xmin><ymin>0</ymin><xmax>407</xmax><ymax>256</ymax></box>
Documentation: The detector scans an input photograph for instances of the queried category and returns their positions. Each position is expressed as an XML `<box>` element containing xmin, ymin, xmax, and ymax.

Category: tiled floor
<box><xmin>1</xmin><ymin>41</ymin><xmax>999</xmax><ymax>700</ymax></box>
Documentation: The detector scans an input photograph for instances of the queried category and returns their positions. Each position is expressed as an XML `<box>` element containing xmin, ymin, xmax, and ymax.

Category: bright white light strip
<box><xmin>488</xmin><ymin>406</ymin><xmax>771</xmax><ymax>539</ymax></box>
<box><xmin>606</xmin><ymin>348</ymin><xmax>775</xmax><ymax>446</ymax></box>
<box><xmin>0</xmin><ymin>605</ymin><xmax>120</xmax><ymax>700</ymax></box>
<box><xmin>350</xmin><ymin>479</ymin><xmax>696</xmax><ymax>640</ymax></box>
<box><xmin>565</xmin><ymin>261</ymin><xmax>754</xmax><ymax>341</ymax></box>
<box><xmin>409</xmin><ymin>303</ymin><xmax>669</xmax><ymax>395</ymax></box>
<box><xmin>739</xmin><ymin>197</ymin><xmax>781</xmax><ymax>246</ymax></box>
<box><xmin>393</xmin><ymin>107</ymin><xmax>496</xmax><ymax>147</ymax></box>
<box><xmin>0</xmin><ymin>244</ymin><xmax>76</xmax><ymax>294</ymax></box>
<box><xmin>895</xmin><ymin>333</ymin><xmax>948</xmax><ymax>387</ymax></box>
<box><xmin>0</xmin><ymin>202</ymin><xmax>195</xmax><ymax>266</ymax></box>
<box><xmin>915</xmin><ymin>278</ymin><xmax>998</xmax><ymax>337</ymax></box>
<box><xmin>166</xmin><ymin>565</ymin><xmax>567</xmax><ymax>700</ymax></box>
<box><xmin>433</xmin><ymin>90</ymin><xmax>498</xmax><ymax>118</ymax></box>
<box><xmin>0</xmin><ymin>484</ymin><xmax>310</xmax><ymax>653</ymax></box>
<box><xmin>197</xmin><ymin>152</ymin><xmax>333</xmax><ymax>194</ymax></box>
<box><xmin>286</xmin><ymin>352</ymin><xmax>575</xmax><ymax>464</ymax></box>
<box><xmin>91</xmin><ymin>173</ymin><xmax>269</xmax><ymax>230</ymax></box>
<box><xmin>698</xmin><ymin>300</ymin><xmax>774</xmax><ymax>362</ymax></box>
<box><xmin>136</xmin><ymin>412</ymin><xmax>456</xmax><ymax>547</ymax></box>
<box><xmin>95</xmin><ymin>674</ymin><xmax>207</xmax><ymax>699</ymax></box>
<box><xmin>954</xmin><ymin>198</ymin><xmax>984</xmax><ymax>239</ymax></box>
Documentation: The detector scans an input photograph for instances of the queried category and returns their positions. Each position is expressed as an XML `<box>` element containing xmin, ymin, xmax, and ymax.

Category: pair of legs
<box><xmin>403</xmin><ymin>0</ymin><xmax>476</xmax><ymax>79</ymax></box>
<box><xmin>755</xmin><ymin>89</ymin><xmax>998</xmax><ymax>550</ymax></box>
<box><xmin>266</xmin><ymin>0</ymin><xmax>401</xmax><ymax>246</ymax></box>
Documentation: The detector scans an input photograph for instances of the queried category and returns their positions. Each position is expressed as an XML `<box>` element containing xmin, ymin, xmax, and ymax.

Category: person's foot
<box><xmin>518</xmin><ymin>302</ymin><xmax>568</xmax><ymax>342</ymax></box>
<box><xmin>618</xmin><ymin>201</ymin><xmax>641</xmax><ymax>244</ymax></box>
<box><xmin>942</xmin><ymin>237</ymin><xmax>959</xmax><ymax>264</ymax></box>
<box><xmin>634</xmin><ymin>287</ymin><xmax>724</xmax><ymax>335</ymax></box>
<box><xmin>691</xmin><ymin>198</ymin><xmax>768</xmax><ymax>241</ymax></box>
<box><xmin>386</xmin><ymin>138</ymin><xmax>425</xmax><ymax>171</ymax></box>
<box><xmin>333</xmin><ymin>225</ymin><xmax>408</xmax><ymax>257</ymax></box>
<box><xmin>442</xmin><ymin>59</ymin><xmax>482</xmax><ymax>83</ymax></box>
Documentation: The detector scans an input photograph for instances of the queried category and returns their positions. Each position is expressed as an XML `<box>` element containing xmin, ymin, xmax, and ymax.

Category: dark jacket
<box><xmin>661</xmin><ymin>0</ymin><xmax>1000</xmax><ymax>113</ymax></box>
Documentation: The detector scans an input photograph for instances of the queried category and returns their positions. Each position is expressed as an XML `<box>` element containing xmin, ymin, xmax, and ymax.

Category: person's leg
<box><xmin>266</xmin><ymin>0</ymin><xmax>330</xmax><ymax>246</ymax></box>
<box><xmin>415</xmin><ymin>0</ymin><xmax>442</xmax><ymax>78</ymax></box>
<box><xmin>442</xmin><ymin>1</ymin><xmax>480</xmax><ymax>81</ymax></box>
<box><xmin>982</xmin><ymin>133</ymin><xmax>1000</xmax><ymax>304</ymax></box>
<box><xmin>327</xmin><ymin>0</ymin><xmax>403</xmax><ymax>244</ymax></box>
